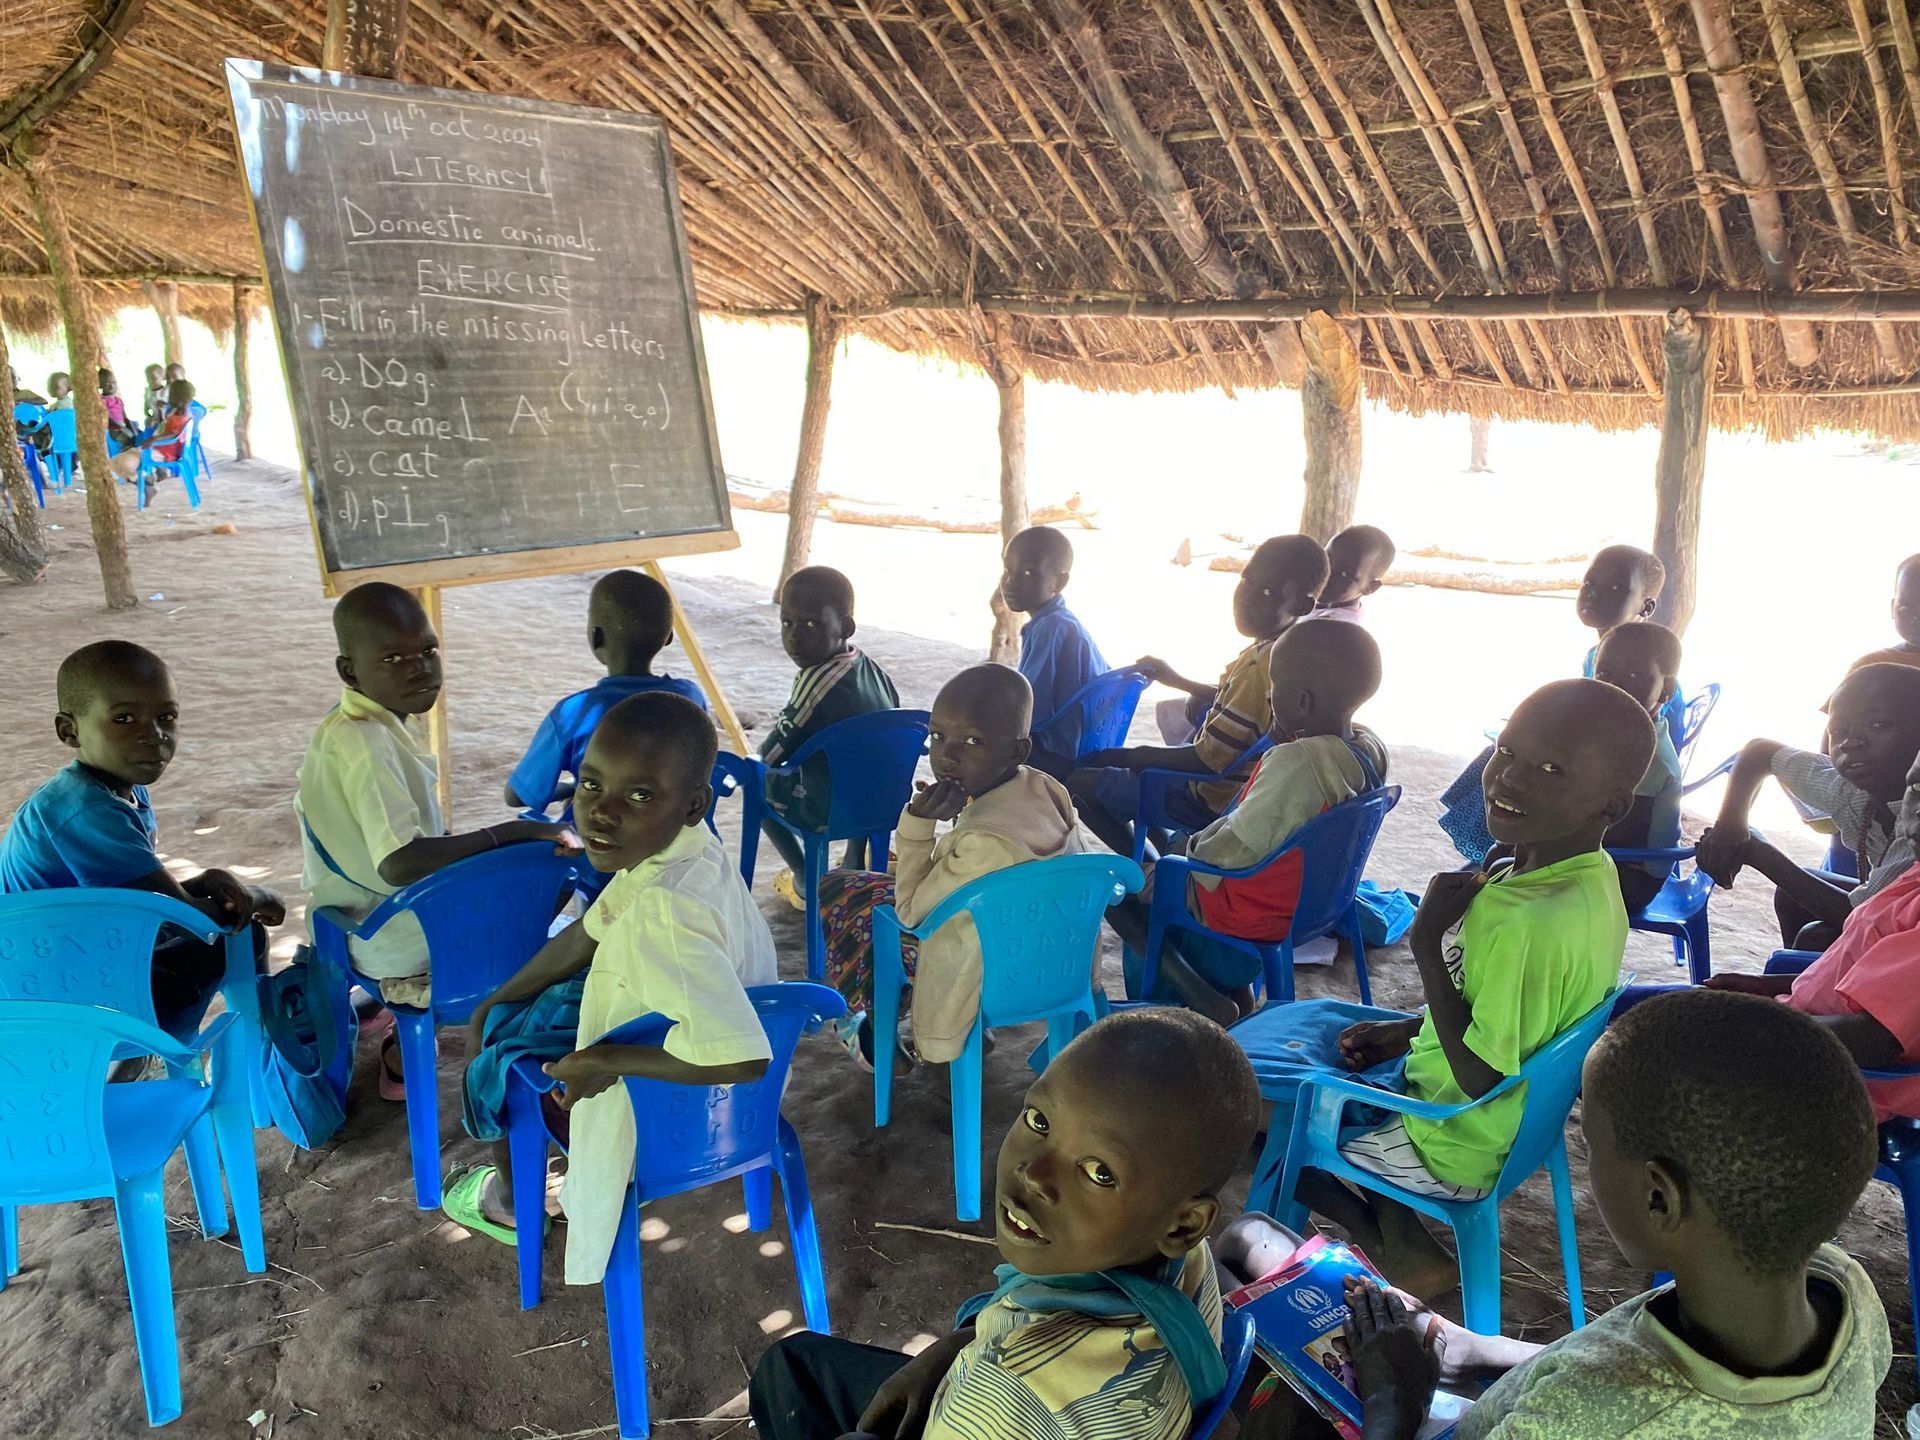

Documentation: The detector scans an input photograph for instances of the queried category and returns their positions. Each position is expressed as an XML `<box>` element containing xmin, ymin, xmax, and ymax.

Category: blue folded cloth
<box><xmin>460</xmin><ymin>970</ymin><xmax>587</xmax><ymax>1142</ymax></box>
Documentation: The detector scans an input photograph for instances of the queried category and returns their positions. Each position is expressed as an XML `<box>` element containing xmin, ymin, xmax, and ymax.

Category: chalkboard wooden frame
<box><xmin>223</xmin><ymin>59</ymin><xmax>740</xmax><ymax>597</ymax></box>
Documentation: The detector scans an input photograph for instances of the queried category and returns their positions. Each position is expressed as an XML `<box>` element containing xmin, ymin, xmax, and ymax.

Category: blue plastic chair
<box><xmin>1139</xmin><ymin>786</ymin><xmax>1400</xmax><ymax>1009</ymax></box>
<box><xmin>706</xmin><ymin>752</ymin><xmax>766</xmax><ymax>887</ymax></box>
<box><xmin>13</xmin><ymin>439</ymin><xmax>44</xmax><ymax>508</ymax></box>
<box><xmin>1673</xmin><ymin>682</ymin><xmax>1719</xmax><ymax>776</ymax></box>
<box><xmin>187</xmin><ymin>400</ymin><xmax>210</xmax><ymax>480</ymax></box>
<box><xmin>764</xmin><ymin>709</ymin><xmax>930</xmax><ymax>980</ymax></box>
<box><xmin>1249</xmin><ymin>986</ymin><xmax>1624</xmax><ymax>1336</ymax></box>
<box><xmin>1132</xmin><ymin>736</ymin><xmax>1274</xmax><ymax>865</ymax></box>
<box><xmin>1607</xmin><ymin>846</ymin><xmax>1715</xmax><ymax>982</ymax></box>
<box><xmin>1192</xmin><ymin>1307</ymin><xmax>1257</xmax><ymax>1440</ymax></box>
<box><xmin>0</xmin><ymin>999</ymin><xmax>264</xmax><ymax>1426</ymax></box>
<box><xmin>873</xmin><ymin>853</ymin><xmax>1144</xmax><ymax>1220</ymax></box>
<box><xmin>307</xmin><ymin>839</ymin><xmax>585</xmax><ymax>1208</ymax></box>
<box><xmin>138</xmin><ymin>412</ymin><xmax>202</xmax><ymax>510</ymax></box>
<box><xmin>504</xmin><ymin>983</ymin><xmax>843</xmax><ymax>1438</ymax></box>
<box><xmin>44</xmin><ymin>408</ymin><xmax>76</xmax><ymax>492</ymax></box>
<box><xmin>1031</xmin><ymin>665</ymin><xmax>1151</xmax><ymax>763</ymax></box>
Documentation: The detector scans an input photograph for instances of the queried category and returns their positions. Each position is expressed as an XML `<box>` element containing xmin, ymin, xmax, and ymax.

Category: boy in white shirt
<box><xmin>453</xmin><ymin>692</ymin><xmax>776</xmax><ymax>1283</ymax></box>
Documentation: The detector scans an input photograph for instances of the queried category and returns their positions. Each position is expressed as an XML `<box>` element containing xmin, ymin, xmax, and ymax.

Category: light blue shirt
<box><xmin>1020</xmin><ymin>596</ymin><xmax>1108</xmax><ymax>761</ymax></box>
<box><xmin>510</xmin><ymin>673</ymin><xmax>708</xmax><ymax>818</ymax></box>
<box><xmin>0</xmin><ymin>761</ymin><xmax>159</xmax><ymax>892</ymax></box>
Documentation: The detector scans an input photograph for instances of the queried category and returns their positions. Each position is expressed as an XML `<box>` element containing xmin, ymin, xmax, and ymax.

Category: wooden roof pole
<box><xmin>776</xmin><ymin>294</ymin><xmax>841</xmax><ymax>599</ymax></box>
<box><xmin>321</xmin><ymin>0</ymin><xmax>408</xmax><ymax>76</ymax></box>
<box><xmin>231</xmin><ymin>280</ymin><xmax>252</xmax><ymax>462</ymax></box>
<box><xmin>0</xmin><ymin>315</ymin><xmax>48</xmax><ymax>575</ymax></box>
<box><xmin>1652</xmin><ymin>309</ymin><xmax>1714</xmax><ymax>637</ymax></box>
<box><xmin>1300</xmin><ymin>311</ymin><xmax>1361</xmax><ymax>543</ymax></box>
<box><xmin>143</xmin><ymin>278</ymin><xmax>181</xmax><ymax>370</ymax></box>
<box><xmin>0</xmin><ymin>0</ymin><xmax>149</xmax><ymax>152</ymax></box>
<box><xmin>979</xmin><ymin>309</ymin><xmax>1028</xmax><ymax>663</ymax></box>
<box><xmin>1686</xmin><ymin>0</ymin><xmax>1820</xmax><ymax>367</ymax></box>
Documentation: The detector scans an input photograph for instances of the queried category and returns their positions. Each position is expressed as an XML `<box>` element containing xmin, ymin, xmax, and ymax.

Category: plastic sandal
<box><xmin>441</xmin><ymin>1164</ymin><xmax>547</xmax><ymax>1247</ymax></box>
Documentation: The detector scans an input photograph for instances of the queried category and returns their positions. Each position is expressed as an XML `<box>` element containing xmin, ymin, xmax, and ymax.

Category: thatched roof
<box><xmin>4</xmin><ymin>0</ymin><xmax>1920</xmax><ymax>435</ymax></box>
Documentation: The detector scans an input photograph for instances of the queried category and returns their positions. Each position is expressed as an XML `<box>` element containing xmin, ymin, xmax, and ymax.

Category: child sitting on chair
<box><xmin>0</xmin><ymin>641</ymin><xmax>283</xmax><ymax>1035</ymax></box>
<box><xmin>1590</xmin><ymin>621</ymin><xmax>1685</xmax><ymax>913</ymax></box>
<box><xmin>1000</xmin><ymin>525</ymin><xmax>1109</xmax><ymax>779</ymax></box>
<box><xmin>98</xmin><ymin>368</ymin><xmax>138</xmax><ymax>449</ymax></box>
<box><xmin>1235</xmin><ymin>990</ymin><xmax>1890</xmax><ymax>1439</ymax></box>
<box><xmin>455</xmin><ymin>694</ymin><xmax>776</xmax><ymax>1279</ymax></box>
<box><xmin>1308</xmin><ymin>524</ymin><xmax>1395</xmax><ymax>624</ymax></box>
<box><xmin>1262</xmin><ymin>679</ymin><xmax>1652</xmax><ymax>1296</ymax></box>
<box><xmin>1071</xmin><ymin>534</ymin><xmax>1327</xmax><ymax>860</ymax></box>
<box><xmin>44</xmin><ymin>371</ymin><xmax>72</xmax><ymax>411</ymax></box>
<box><xmin>750</xmin><ymin>1007</ymin><xmax>1259</xmax><ymax>1440</ymax></box>
<box><xmin>819</xmin><ymin>664</ymin><xmax>1079</xmax><ymax>1074</ymax></box>
<box><xmin>1841</xmin><ymin>553</ymin><xmax>1920</xmax><ymax>678</ymax></box>
<box><xmin>1697</xmin><ymin>663</ymin><xmax>1920</xmax><ymax>948</ymax></box>
<box><xmin>113</xmin><ymin>379</ymin><xmax>195</xmax><ymax>483</ymax></box>
<box><xmin>760</xmin><ymin>565</ymin><xmax>900</xmax><ymax>906</ymax></box>
<box><xmin>1575</xmin><ymin>544</ymin><xmax>1687</xmax><ymax>743</ymax></box>
<box><xmin>504</xmin><ymin>569</ymin><xmax>708</xmax><ymax>820</ymax></box>
<box><xmin>1105</xmin><ymin>619</ymin><xmax>1386</xmax><ymax>1026</ymax></box>
<box><xmin>141</xmin><ymin>363</ymin><xmax>166</xmax><ymax>432</ymax></box>
<box><xmin>296</xmin><ymin>584</ymin><xmax>570</xmax><ymax>1087</ymax></box>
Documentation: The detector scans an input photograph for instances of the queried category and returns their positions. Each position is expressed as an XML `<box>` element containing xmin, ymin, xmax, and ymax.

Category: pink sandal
<box><xmin>377</xmin><ymin>1033</ymin><xmax>406</xmax><ymax>1102</ymax></box>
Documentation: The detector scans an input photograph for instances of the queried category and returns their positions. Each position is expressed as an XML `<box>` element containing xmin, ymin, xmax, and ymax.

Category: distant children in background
<box><xmin>1844</xmin><ymin>553</ymin><xmax>1920</xmax><ymax>676</ymax></box>
<box><xmin>0</xmin><ymin>642</ymin><xmax>282</xmax><ymax>1035</ymax></box>
<box><xmin>818</xmin><ymin>665</ymin><xmax>1080</xmax><ymax>1073</ymax></box>
<box><xmin>998</xmin><ymin>525</ymin><xmax>1107</xmax><ymax>778</ymax></box>
<box><xmin>1072</xmin><ymin>534</ymin><xmax>1328</xmax><ymax>860</ymax></box>
<box><xmin>142</xmin><ymin>363</ymin><xmax>167</xmax><ymax>431</ymax></box>
<box><xmin>1291</xmin><ymin>991</ymin><xmax>1889</xmax><ymax>1439</ymax></box>
<box><xmin>1309</xmin><ymin>524</ymin><xmax>1396</xmax><ymax>624</ymax></box>
<box><xmin>454</xmin><ymin>694</ymin><xmax>776</xmax><ymax>1275</ymax></box>
<box><xmin>1281</xmin><ymin>679</ymin><xmax>1652</xmax><ymax>1293</ymax></box>
<box><xmin>44</xmin><ymin>372</ymin><xmax>72</xmax><ymax>411</ymax></box>
<box><xmin>98</xmin><ymin>368</ymin><xmax>138</xmax><ymax>449</ymax></box>
<box><xmin>10</xmin><ymin>366</ymin><xmax>49</xmax><ymax>453</ymax></box>
<box><xmin>295</xmin><ymin>584</ymin><xmax>570</xmax><ymax>1089</ymax></box>
<box><xmin>504</xmin><ymin>569</ymin><xmax>708</xmax><ymax>822</ymax></box>
<box><xmin>759</xmin><ymin>565</ymin><xmax>900</xmax><ymax>905</ymax></box>
<box><xmin>114</xmin><ymin>379</ymin><xmax>196</xmax><ymax>483</ymax></box>
<box><xmin>1697</xmin><ymin>663</ymin><xmax>1920</xmax><ymax>947</ymax></box>
<box><xmin>1576</xmin><ymin>544</ymin><xmax>1686</xmax><ymax>743</ymax></box>
<box><xmin>750</xmin><ymin>1008</ymin><xmax>1259</xmax><ymax>1440</ymax></box>
<box><xmin>1105</xmin><ymin>620</ymin><xmax>1387</xmax><ymax>1025</ymax></box>
<box><xmin>1591</xmin><ymin>621</ymin><xmax>1685</xmax><ymax>912</ymax></box>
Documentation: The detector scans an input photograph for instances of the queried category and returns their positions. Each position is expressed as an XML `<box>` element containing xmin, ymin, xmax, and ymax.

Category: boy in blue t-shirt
<box><xmin>0</xmin><ymin>641</ymin><xmax>283</xmax><ymax>1031</ymax></box>
<box><xmin>999</xmin><ymin>525</ymin><xmax>1108</xmax><ymax>779</ymax></box>
<box><xmin>504</xmin><ymin>569</ymin><xmax>707</xmax><ymax>818</ymax></box>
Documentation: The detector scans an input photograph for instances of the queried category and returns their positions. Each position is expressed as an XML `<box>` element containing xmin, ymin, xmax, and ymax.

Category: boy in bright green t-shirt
<box><xmin>1304</xmin><ymin>678</ymin><xmax>1655</xmax><ymax>1297</ymax></box>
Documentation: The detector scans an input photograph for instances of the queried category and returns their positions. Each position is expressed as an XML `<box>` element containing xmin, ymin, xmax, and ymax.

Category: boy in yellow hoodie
<box><xmin>819</xmin><ymin>664</ymin><xmax>1081</xmax><ymax>1072</ymax></box>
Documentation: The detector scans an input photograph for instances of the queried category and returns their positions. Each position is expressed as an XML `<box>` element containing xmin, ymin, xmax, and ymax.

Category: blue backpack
<box><xmin>257</xmin><ymin>946</ymin><xmax>358</xmax><ymax>1148</ymax></box>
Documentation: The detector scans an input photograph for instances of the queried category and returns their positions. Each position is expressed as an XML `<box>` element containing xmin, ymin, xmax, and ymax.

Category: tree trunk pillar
<box><xmin>775</xmin><ymin>294</ymin><xmax>840</xmax><ymax>598</ymax></box>
<box><xmin>231</xmin><ymin>281</ymin><xmax>253</xmax><ymax>461</ymax></box>
<box><xmin>984</xmin><ymin>313</ymin><xmax>1028</xmax><ymax>663</ymax></box>
<box><xmin>0</xmin><ymin>319</ymin><xmax>47</xmax><ymax>558</ymax></box>
<box><xmin>144</xmin><ymin>279</ymin><xmax>182</xmax><ymax>371</ymax></box>
<box><xmin>1469</xmin><ymin>414</ymin><xmax>1492</xmax><ymax>473</ymax></box>
<box><xmin>1653</xmin><ymin>308</ymin><xmax>1714</xmax><ymax>637</ymax></box>
<box><xmin>23</xmin><ymin>152</ymin><xmax>134</xmax><ymax>610</ymax></box>
<box><xmin>1299</xmin><ymin>310</ymin><xmax>1362</xmax><ymax>543</ymax></box>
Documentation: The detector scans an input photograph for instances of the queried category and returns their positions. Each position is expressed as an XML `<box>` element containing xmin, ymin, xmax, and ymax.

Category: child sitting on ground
<box><xmin>0</xmin><ymin>641</ymin><xmax>282</xmax><ymax>1034</ymax></box>
<box><xmin>1590</xmin><ymin>621</ymin><xmax>1685</xmax><ymax>912</ymax></box>
<box><xmin>750</xmin><ymin>1007</ymin><xmax>1259</xmax><ymax>1440</ymax></box>
<box><xmin>1309</xmin><ymin>524</ymin><xmax>1396</xmax><ymax>624</ymax></box>
<box><xmin>1072</xmin><ymin>534</ymin><xmax>1328</xmax><ymax>860</ymax></box>
<box><xmin>760</xmin><ymin>565</ymin><xmax>901</xmax><ymax>905</ymax></box>
<box><xmin>999</xmin><ymin>524</ymin><xmax>1108</xmax><ymax>779</ymax></box>
<box><xmin>1257</xmin><ymin>678</ymin><xmax>1652</xmax><ymax>1295</ymax></box>
<box><xmin>296</xmin><ymin>584</ymin><xmax>570</xmax><ymax>1087</ymax></box>
<box><xmin>1842</xmin><ymin>552</ymin><xmax>1920</xmax><ymax>677</ymax></box>
<box><xmin>504</xmin><ymin>569</ymin><xmax>707</xmax><ymax>818</ymax></box>
<box><xmin>454</xmin><ymin>694</ymin><xmax>776</xmax><ymax>1274</ymax></box>
<box><xmin>818</xmin><ymin>664</ymin><xmax>1080</xmax><ymax>1072</ymax></box>
<box><xmin>1302</xmin><ymin>990</ymin><xmax>1889</xmax><ymax>1438</ymax></box>
<box><xmin>1697</xmin><ymin>662</ymin><xmax>1920</xmax><ymax>947</ymax></box>
<box><xmin>1105</xmin><ymin>620</ymin><xmax>1386</xmax><ymax>1025</ymax></box>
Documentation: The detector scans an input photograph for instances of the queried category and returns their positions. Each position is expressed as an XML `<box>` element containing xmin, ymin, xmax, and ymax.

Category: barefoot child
<box><xmin>1000</xmin><ymin>525</ymin><xmax>1109</xmax><ymax>778</ymax></box>
<box><xmin>454</xmin><ymin>694</ymin><xmax>775</xmax><ymax>1275</ymax></box>
<box><xmin>1309</xmin><ymin>524</ymin><xmax>1396</xmax><ymax>624</ymax></box>
<box><xmin>750</xmin><ymin>1008</ymin><xmax>1259</xmax><ymax>1440</ymax></box>
<box><xmin>1072</xmin><ymin>534</ymin><xmax>1328</xmax><ymax>859</ymax></box>
<box><xmin>819</xmin><ymin>664</ymin><xmax>1079</xmax><ymax>1071</ymax></box>
<box><xmin>0</xmin><ymin>642</ymin><xmax>283</xmax><ymax>1034</ymax></box>
<box><xmin>1590</xmin><ymin>622</ymin><xmax>1685</xmax><ymax>912</ymax></box>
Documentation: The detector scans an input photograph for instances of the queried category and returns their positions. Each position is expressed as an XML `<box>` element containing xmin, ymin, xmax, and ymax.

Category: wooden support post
<box><xmin>1652</xmin><ymin>308</ymin><xmax>1714</xmax><ymax>637</ymax></box>
<box><xmin>414</xmin><ymin>583</ymin><xmax>453</xmax><ymax>823</ymax></box>
<box><xmin>1298</xmin><ymin>310</ymin><xmax>1362</xmax><ymax>543</ymax></box>
<box><xmin>20</xmin><ymin>149</ymin><xmax>133</xmax><ymax>610</ymax></box>
<box><xmin>0</xmin><ymin>320</ymin><xmax>47</xmax><ymax>559</ymax></box>
<box><xmin>145</xmin><ymin>279</ymin><xmax>181</xmax><ymax>371</ymax></box>
<box><xmin>1469</xmin><ymin>414</ymin><xmax>1492</xmax><ymax>473</ymax></box>
<box><xmin>231</xmin><ymin>281</ymin><xmax>253</xmax><ymax>461</ymax></box>
<box><xmin>983</xmin><ymin>313</ymin><xmax>1028</xmax><ymax>663</ymax></box>
<box><xmin>776</xmin><ymin>293</ymin><xmax>839</xmax><ymax>598</ymax></box>
<box><xmin>323</xmin><ymin>0</ymin><xmax>410</xmax><ymax>76</ymax></box>
<box><xmin>644</xmin><ymin>560</ymin><xmax>750</xmax><ymax>756</ymax></box>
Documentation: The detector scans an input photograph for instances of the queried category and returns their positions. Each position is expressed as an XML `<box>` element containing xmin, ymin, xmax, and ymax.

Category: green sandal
<box><xmin>441</xmin><ymin>1164</ymin><xmax>548</xmax><ymax>1247</ymax></box>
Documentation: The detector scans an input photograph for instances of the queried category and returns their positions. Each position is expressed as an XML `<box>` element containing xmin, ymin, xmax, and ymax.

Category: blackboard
<box><xmin>224</xmin><ymin>61</ymin><xmax>734</xmax><ymax>582</ymax></box>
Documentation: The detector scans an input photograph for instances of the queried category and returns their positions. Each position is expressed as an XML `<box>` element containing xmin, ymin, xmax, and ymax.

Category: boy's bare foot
<box><xmin>479</xmin><ymin>1168</ymin><xmax>517</xmax><ymax>1230</ymax></box>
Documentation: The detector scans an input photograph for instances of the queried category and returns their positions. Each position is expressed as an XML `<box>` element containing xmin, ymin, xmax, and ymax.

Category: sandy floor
<box><xmin>0</xmin><ymin>457</ymin><xmax>1913</xmax><ymax>1438</ymax></box>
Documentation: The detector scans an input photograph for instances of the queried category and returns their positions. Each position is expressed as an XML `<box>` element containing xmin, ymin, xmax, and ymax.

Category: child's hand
<box><xmin>1346</xmin><ymin>1280</ymin><xmax>1441</xmax><ymax>1424</ymax></box>
<box><xmin>1337</xmin><ymin>1018</ymin><xmax>1418</xmax><ymax>1071</ymax></box>
<box><xmin>1135</xmin><ymin>655</ymin><xmax>1175</xmax><ymax>684</ymax></box>
<box><xmin>544</xmin><ymin>1050</ymin><xmax>618</xmax><ymax>1109</ymax></box>
<box><xmin>907</xmin><ymin>778</ymin><xmax>967</xmax><ymax>822</ymax></box>
<box><xmin>189</xmin><ymin>869</ymin><xmax>259</xmax><ymax>927</ymax></box>
<box><xmin>1413</xmin><ymin>870</ymin><xmax>1484</xmax><ymax>943</ymax></box>
<box><xmin>248</xmin><ymin>887</ymin><xmax>288</xmax><ymax>927</ymax></box>
<box><xmin>1702</xmin><ymin>972</ymin><xmax>1789</xmax><ymax>996</ymax></box>
<box><xmin>1693</xmin><ymin>826</ymin><xmax>1748</xmax><ymax>889</ymax></box>
<box><xmin>857</xmin><ymin>1329</ymin><xmax>970</xmax><ymax>1438</ymax></box>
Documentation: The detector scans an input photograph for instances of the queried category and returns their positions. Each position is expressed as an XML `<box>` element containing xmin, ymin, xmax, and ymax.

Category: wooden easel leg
<box><xmin>643</xmin><ymin>560</ymin><xmax>750</xmax><ymax>756</ymax></box>
<box><xmin>415</xmin><ymin>582</ymin><xmax>454</xmax><ymax>825</ymax></box>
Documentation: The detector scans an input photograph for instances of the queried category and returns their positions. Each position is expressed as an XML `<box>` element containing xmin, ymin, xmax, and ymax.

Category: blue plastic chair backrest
<box><xmin>608</xmin><ymin>983</ymin><xmax>843</xmax><ymax>1192</ymax></box>
<box><xmin>1676</xmin><ymin>683</ymin><xmax>1719</xmax><ymax>769</ymax></box>
<box><xmin>915</xmin><ymin>854</ymin><xmax>1144</xmax><ymax>1024</ymax></box>
<box><xmin>1281</xmin><ymin>787</ymin><xmax>1401</xmax><ymax>939</ymax></box>
<box><xmin>46</xmin><ymin>409</ymin><xmax>76</xmax><ymax>453</ymax></box>
<box><xmin>12</xmin><ymin>402</ymin><xmax>44</xmax><ymax>426</ymax></box>
<box><xmin>779</xmin><ymin>709</ymin><xmax>930</xmax><ymax>840</ymax></box>
<box><xmin>707</xmin><ymin>751</ymin><xmax>764</xmax><ymax>829</ymax></box>
<box><xmin>0</xmin><ymin>890</ymin><xmax>221</xmax><ymax>1030</ymax></box>
<box><xmin>1191</xmin><ymin>1308</ymin><xmax>1256</xmax><ymax>1440</ymax></box>
<box><xmin>0</xmin><ymin>1000</ymin><xmax>190</xmax><ymax>1201</ymax></box>
<box><xmin>1035</xmin><ymin>667</ymin><xmax>1150</xmax><ymax>756</ymax></box>
<box><xmin>1491</xmin><ymin>986</ymin><xmax>1624</xmax><ymax>1195</ymax></box>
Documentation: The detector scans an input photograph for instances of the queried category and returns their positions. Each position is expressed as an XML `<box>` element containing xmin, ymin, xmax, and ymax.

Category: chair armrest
<box><xmin>1680</xmin><ymin>753</ymin><xmax>1737</xmax><ymax>796</ymax></box>
<box><xmin>1864</xmin><ymin>1065</ymin><xmax>1920</xmax><ymax>1081</ymax></box>
<box><xmin>1604</xmin><ymin>846</ymin><xmax>1696</xmax><ymax>866</ymax></box>
<box><xmin>1764</xmin><ymin>949</ymin><xmax>1822</xmax><ymax>977</ymax></box>
<box><xmin>1296</xmin><ymin>1065</ymin><xmax>1525</xmax><ymax>1125</ymax></box>
<box><xmin>310</xmin><ymin>903</ymin><xmax>384</xmax><ymax>940</ymax></box>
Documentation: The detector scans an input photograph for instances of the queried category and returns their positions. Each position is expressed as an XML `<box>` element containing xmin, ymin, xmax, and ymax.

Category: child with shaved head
<box><xmin>999</xmin><ymin>524</ymin><xmax>1109</xmax><ymax>777</ymax></box>
<box><xmin>818</xmin><ymin>663</ymin><xmax>1079</xmax><ymax>1072</ymax></box>
<box><xmin>1591</xmin><ymin>621</ymin><xmax>1686</xmax><ymax>911</ymax></box>
<box><xmin>0</xmin><ymin>640</ymin><xmax>283</xmax><ymax>1034</ymax></box>
<box><xmin>1310</xmin><ymin>524</ymin><xmax>1396</xmax><ymax>624</ymax></box>
<box><xmin>296</xmin><ymin>583</ymin><xmax>571</xmax><ymax>1089</ymax></box>
<box><xmin>751</xmin><ymin>1008</ymin><xmax>1260</xmax><ymax>1440</ymax></box>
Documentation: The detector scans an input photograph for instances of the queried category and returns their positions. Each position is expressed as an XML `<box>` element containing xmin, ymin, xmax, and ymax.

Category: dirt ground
<box><xmin>0</xmin><ymin>457</ymin><xmax>1912</xmax><ymax>1439</ymax></box>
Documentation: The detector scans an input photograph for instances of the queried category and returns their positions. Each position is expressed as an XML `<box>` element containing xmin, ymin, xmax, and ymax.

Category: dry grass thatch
<box><xmin>4</xmin><ymin>0</ymin><xmax>1920</xmax><ymax>437</ymax></box>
